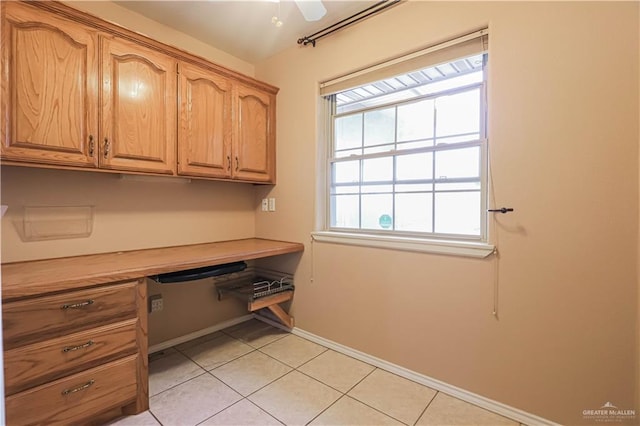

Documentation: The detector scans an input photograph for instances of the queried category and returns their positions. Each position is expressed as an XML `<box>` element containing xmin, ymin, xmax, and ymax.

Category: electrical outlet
<box><xmin>268</xmin><ymin>197</ymin><xmax>276</xmax><ymax>212</ymax></box>
<box><xmin>149</xmin><ymin>294</ymin><xmax>163</xmax><ymax>313</ymax></box>
<box><xmin>261</xmin><ymin>198</ymin><xmax>269</xmax><ymax>211</ymax></box>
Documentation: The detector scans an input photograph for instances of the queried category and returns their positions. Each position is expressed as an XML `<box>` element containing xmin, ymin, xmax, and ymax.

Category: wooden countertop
<box><xmin>1</xmin><ymin>238</ymin><xmax>304</xmax><ymax>301</ymax></box>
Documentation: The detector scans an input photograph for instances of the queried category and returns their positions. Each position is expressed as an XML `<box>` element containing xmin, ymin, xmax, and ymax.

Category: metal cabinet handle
<box><xmin>61</xmin><ymin>299</ymin><xmax>94</xmax><ymax>310</ymax></box>
<box><xmin>235</xmin><ymin>156</ymin><xmax>239</xmax><ymax>171</ymax></box>
<box><xmin>62</xmin><ymin>340</ymin><xmax>94</xmax><ymax>353</ymax></box>
<box><xmin>103</xmin><ymin>138</ymin><xmax>110</xmax><ymax>158</ymax></box>
<box><xmin>88</xmin><ymin>135</ymin><xmax>95</xmax><ymax>157</ymax></box>
<box><xmin>61</xmin><ymin>379</ymin><xmax>95</xmax><ymax>396</ymax></box>
<box><xmin>227</xmin><ymin>155</ymin><xmax>231</xmax><ymax>172</ymax></box>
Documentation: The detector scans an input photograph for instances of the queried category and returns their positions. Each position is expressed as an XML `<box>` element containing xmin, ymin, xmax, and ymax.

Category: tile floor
<box><xmin>108</xmin><ymin>319</ymin><xmax>524</xmax><ymax>426</ymax></box>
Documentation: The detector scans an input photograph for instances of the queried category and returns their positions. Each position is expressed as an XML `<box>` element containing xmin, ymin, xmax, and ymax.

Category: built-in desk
<box><xmin>1</xmin><ymin>238</ymin><xmax>304</xmax><ymax>424</ymax></box>
<box><xmin>1</xmin><ymin>238</ymin><xmax>304</xmax><ymax>300</ymax></box>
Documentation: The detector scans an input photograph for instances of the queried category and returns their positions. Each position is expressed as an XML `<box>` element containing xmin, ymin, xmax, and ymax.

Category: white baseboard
<box><xmin>289</xmin><ymin>326</ymin><xmax>559</xmax><ymax>426</ymax></box>
<box><xmin>149</xmin><ymin>314</ymin><xmax>253</xmax><ymax>354</ymax></box>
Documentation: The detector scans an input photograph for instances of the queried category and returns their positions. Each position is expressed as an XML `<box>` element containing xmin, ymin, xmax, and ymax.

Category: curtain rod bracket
<box><xmin>297</xmin><ymin>37</ymin><xmax>316</xmax><ymax>47</ymax></box>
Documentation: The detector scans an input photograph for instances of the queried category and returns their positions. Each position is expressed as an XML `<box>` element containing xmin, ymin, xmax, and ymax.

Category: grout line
<box><xmin>343</xmin><ymin>364</ymin><xmax>377</xmax><ymax>394</ymax></box>
<box><xmin>412</xmin><ymin>390</ymin><xmax>439</xmax><ymax>426</ymax></box>
<box><xmin>147</xmin><ymin>408</ymin><xmax>163</xmax><ymax>426</ymax></box>
<box><xmin>190</xmin><ymin>373</ymin><xmax>244</xmax><ymax>425</ymax></box>
<box><xmin>340</xmin><ymin>368</ymin><xmax>414</xmax><ymax>426</ymax></box>
<box><xmin>304</xmin><ymin>393</ymin><xmax>347</xmax><ymax>425</ymax></box>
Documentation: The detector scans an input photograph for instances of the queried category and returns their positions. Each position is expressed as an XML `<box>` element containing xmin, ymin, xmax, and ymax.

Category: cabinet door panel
<box><xmin>101</xmin><ymin>37</ymin><xmax>176</xmax><ymax>174</ymax></box>
<box><xmin>178</xmin><ymin>63</ymin><xmax>231</xmax><ymax>178</ymax></box>
<box><xmin>233</xmin><ymin>85</ymin><xmax>275</xmax><ymax>183</ymax></box>
<box><xmin>1</xmin><ymin>3</ymin><xmax>98</xmax><ymax>167</ymax></box>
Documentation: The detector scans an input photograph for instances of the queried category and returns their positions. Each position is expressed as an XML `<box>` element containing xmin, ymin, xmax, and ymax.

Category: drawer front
<box><xmin>3</xmin><ymin>281</ymin><xmax>138</xmax><ymax>349</ymax></box>
<box><xmin>4</xmin><ymin>319</ymin><xmax>138</xmax><ymax>395</ymax></box>
<box><xmin>5</xmin><ymin>355</ymin><xmax>138</xmax><ymax>426</ymax></box>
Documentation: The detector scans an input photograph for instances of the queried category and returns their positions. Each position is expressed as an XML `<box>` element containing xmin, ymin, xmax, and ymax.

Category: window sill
<box><xmin>311</xmin><ymin>231</ymin><xmax>495</xmax><ymax>259</ymax></box>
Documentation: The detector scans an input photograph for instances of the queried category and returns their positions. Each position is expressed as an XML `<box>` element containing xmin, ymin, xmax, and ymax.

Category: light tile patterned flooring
<box><xmin>108</xmin><ymin>319</ymin><xmax>523</xmax><ymax>426</ymax></box>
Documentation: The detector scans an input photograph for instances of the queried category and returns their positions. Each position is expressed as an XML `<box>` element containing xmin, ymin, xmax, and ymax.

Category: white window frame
<box><xmin>313</xmin><ymin>31</ymin><xmax>494</xmax><ymax>258</ymax></box>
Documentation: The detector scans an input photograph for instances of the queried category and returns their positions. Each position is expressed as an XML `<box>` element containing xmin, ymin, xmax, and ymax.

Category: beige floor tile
<box><xmin>224</xmin><ymin>319</ymin><xmax>288</xmax><ymax>348</ymax></box>
<box><xmin>179</xmin><ymin>333</ymin><xmax>254</xmax><ymax>370</ymax></box>
<box><xmin>249</xmin><ymin>371</ymin><xmax>341</xmax><ymax>425</ymax></box>
<box><xmin>348</xmin><ymin>369</ymin><xmax>436</xmax><ymax>425</ymax></box>
<box><xmin>200</xmin><ymin>399</ymin><xmax>283</xmax><ymax>426</ymax></box>
<box><xmin>148</xmin><ymin>349</ymin><xmax>205</xmax><ymax>396</ymax></box>
<box><xmin>298</xmin><ymin>350</ymin><xmax>375</xmax><ymax>392</ymax></box>
<box><xmin>309</xmin><ymin>396</ymin><xmax>403</xmax><ymax>426</ymax></box>
<box><xmin>259</xmin><ymin>334</ymin><xmax>327</xmax><ymax>368</ymax></box>
<box><xmin>211</xmin><ymin>350</ymin><xmax>292</xmax><ymax>396</ymax></box>
<box><xmin>150</xmin><ymin>374</ymin><xmax>241</xmax><ymax>425</ymax></box>
<box><xmin>417</xmin><ymin>393</ymin><xmax>518</xmax><ymax>425</ymax></box>
<box><xmin>104</xmin><ymin>410</ymin><xmax>160</xmax><ymax>426</ymax></box>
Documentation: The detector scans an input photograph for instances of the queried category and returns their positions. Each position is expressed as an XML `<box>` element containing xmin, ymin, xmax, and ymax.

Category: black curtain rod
<box><xmin>297</xmin><ymin>0</ymin><xmax>401</xmax><ymax>47</ymax></box>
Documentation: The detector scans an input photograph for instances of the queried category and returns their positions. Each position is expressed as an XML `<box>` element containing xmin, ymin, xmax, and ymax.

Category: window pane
<box><xmin>397</xmin><ymin>99</ymin><xmax>434</xmax><ymax>143</ymax></box>
<box><xmin>435</xmin><ymin>146</ymin><xmax>480</xmax><ymax>180</ymax></box>
<box><xmin>364</xmin><ymin>108</ymin><xmax>395</xmax><ymax>146</ymax></box>
<box><xmin>331</xmin><ymin>194</ymin><xmax>359</xmax><ymax>228</ymax></box>
<box><xmin>396</xmin><ymin>152</ymin><xmax>433</xmax><ymax>181</ymax></box>
<box><xmin>436</xmin><ymin>89</ymin><xmax>480</xmax><ymax>138</ymax></box>
<box><xmin>363</xmin><ymin>157</ymin><xmax>393</xmax><ymax>182</ymax></box>
<box><xmin>335</xmin><ymin>114</ymin><xmax>362</xmax><ymax>151</ymax></box>
<box><xmin>361</xmin><ymin>194</ymin><xmax>393</xmax><ymax>230</ymax></box>
<box><xmin>434</xmin><ymin>192</ymin><xmax>481</xmax><ymax>235</ymax></box>
<box><xmin>395</xmin><ymin>193</ymin><xmax>433</xmax><ymax>232</ymax></box>
<box><xmin>333</xmin><ymin>160</ymin><xmax>360</xmax><ymax>183</ymax></box>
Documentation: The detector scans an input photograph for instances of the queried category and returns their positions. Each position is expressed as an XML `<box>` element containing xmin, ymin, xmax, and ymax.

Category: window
<box><xmin>317</xmin><ymin>31</ymin><xmax>492</xmax><ymax>256</ymax></box>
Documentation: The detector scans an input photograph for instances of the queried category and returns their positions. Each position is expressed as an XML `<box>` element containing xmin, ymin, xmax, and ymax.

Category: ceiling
<box><xmin>115</xmin><ymin>1</ymin><xmax>379</xmax><ymax>63</ymax></box>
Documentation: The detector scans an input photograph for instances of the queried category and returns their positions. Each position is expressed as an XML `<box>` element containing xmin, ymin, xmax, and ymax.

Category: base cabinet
<box><xmin>2</xmin><ymin>279</ymin><xmax>148</xmax><ymax>425</ymax></box>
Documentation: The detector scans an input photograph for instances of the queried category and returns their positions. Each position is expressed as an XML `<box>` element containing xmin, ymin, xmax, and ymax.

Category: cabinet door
<box><xmin>1</xmin><ymin>2</ymin><xmax>99</xmax><ymax>167</ymax></box>
<box><xmin>101</xmin><ymin>37</ymin><xmax>176</xmax><ymax>174</ymax></box>
<box><xmin>178</xmin><ymin>63</ymin><xmax>231</xmax><ymax>178</ymax></box>
<box><xmin>232</xmin><ymin>84</ymin><xmax>275</xmax><ymax>183</ymax></box>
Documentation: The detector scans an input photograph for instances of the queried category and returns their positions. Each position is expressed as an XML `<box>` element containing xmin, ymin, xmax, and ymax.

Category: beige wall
<box><xmin>0</xmin><ymin>1</ymin><xmax>258</xmax><ymax>344</ymax></box>
<box><xmin>255</xmin><ymin>1</ymin><xmax>639</xmax><ymax>424</ymax></box>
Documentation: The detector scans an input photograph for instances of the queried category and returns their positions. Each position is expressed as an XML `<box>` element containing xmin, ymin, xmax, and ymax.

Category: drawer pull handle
<box><xmin>62</xmin><ymin>340</ymin><xmax>94</xmax><ymax>353</ymax></box>
<box><xmin>61</xmin><ymin>299</ymin><xmax>94</xmax><ymax>310</ymax></box>
<box><xmin>61</xmin><ymin>379</ymin><xmax>95</xmax><ymax>396</ymax></box>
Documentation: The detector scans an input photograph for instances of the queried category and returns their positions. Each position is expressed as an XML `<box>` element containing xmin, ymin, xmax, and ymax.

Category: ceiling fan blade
<box><xmin>294</xmin><ymin>0</ymin><xmax>327</xmax><ymax>21</ymax></box>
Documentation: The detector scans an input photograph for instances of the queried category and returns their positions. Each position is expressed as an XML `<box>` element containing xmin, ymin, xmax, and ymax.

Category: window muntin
<box><xmin>327</xmin><ymin>53</ymin><xmax>487</xmax><ymax>240</ymax></box>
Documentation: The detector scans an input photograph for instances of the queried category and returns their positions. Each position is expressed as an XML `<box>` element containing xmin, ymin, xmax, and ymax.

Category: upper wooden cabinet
<box><xmin>178</xmin><ymin>62</ymin><xmax>232</xmax><ymax>179</ymax></box>
<box><xmin>0</xmin><ymin>1</ymin><xmax>278</xmax><ymax>183</ymax></box>
<box><xmin>102</xmin><ymin>37</ymin><xmax>176</xmax><ymax>175</ymax></box>
<box><xmin>0</xmin><ymin>3</ymin><xmax>99</xmax><ymax>167</ymax></box>
<box><xmin>233</xmin><ymin>84</ymin><xmax>276</xmax><ymax>183</ymax></box>
<box><xmin>178</xmin><ymin>64</ymin><xmax>276</xmax><ymax>183</ymax></box>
